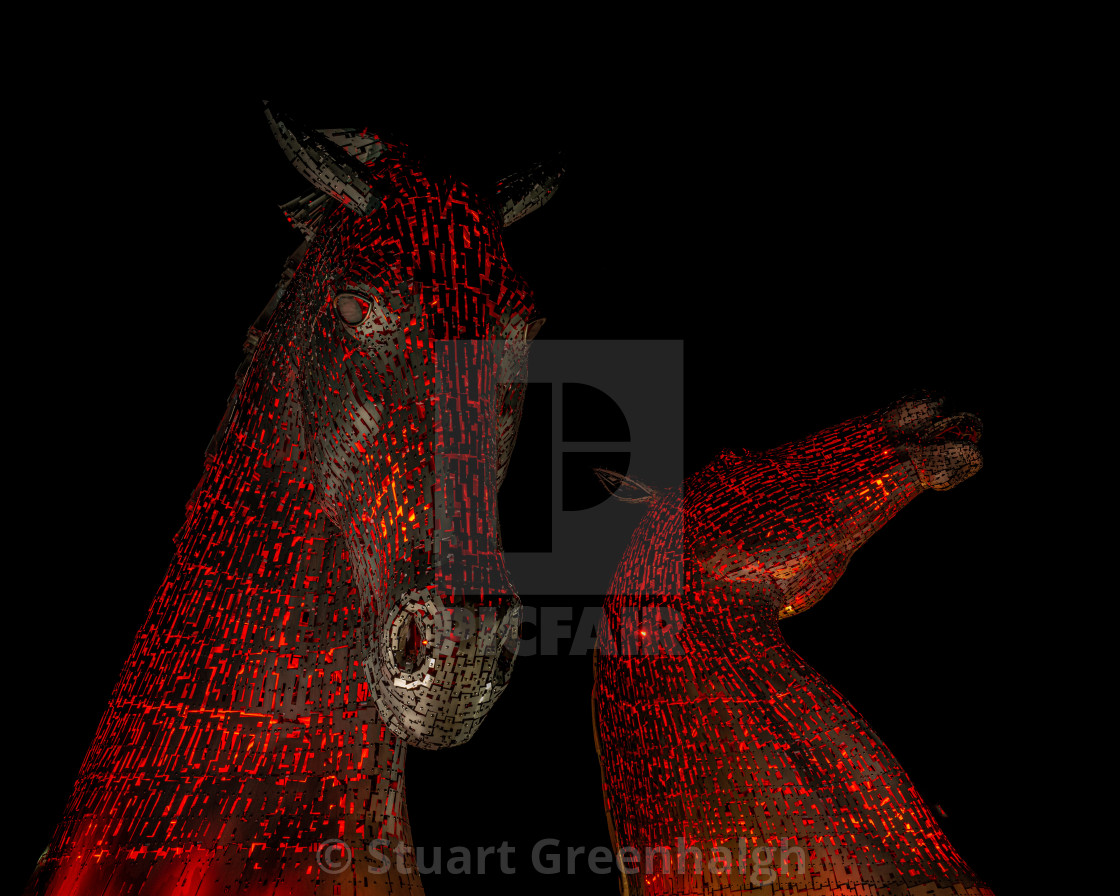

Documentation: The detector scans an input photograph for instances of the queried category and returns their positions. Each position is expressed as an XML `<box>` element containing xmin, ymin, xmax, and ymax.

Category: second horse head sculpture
<box><xmin>594</xmin><ymin>393</ymin><xmax>993</xmax><ymax>895</ymax></box>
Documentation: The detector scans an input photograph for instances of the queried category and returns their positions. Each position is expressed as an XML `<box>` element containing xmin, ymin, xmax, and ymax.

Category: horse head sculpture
<box><xmin>27</xmin><ymin>107</ymin><xmax>560</xmax><ymax>896</ymax></box>
<box><xmin>262</xmin><ymin>106</ymin><xmax>556</xmax><ymax>747</ymax></box>
<box><xmin>593</xmin><ymin>393</ymin><xmax>993</xmax><ymax>895</ymax></box>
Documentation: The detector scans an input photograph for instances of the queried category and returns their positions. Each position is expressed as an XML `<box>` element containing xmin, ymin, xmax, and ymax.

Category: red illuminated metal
<box><xmin>26</xmin><ymin>108</ymin><xmax>559</xmax><ymax>896</ymax></box>
<box><xmin>594</xmin><ymin>393</ymin><xmax>992</xmax><ymax>894</ymax></box>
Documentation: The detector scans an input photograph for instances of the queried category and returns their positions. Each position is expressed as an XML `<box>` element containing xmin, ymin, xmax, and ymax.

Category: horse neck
<box><xmin>115</xmin><ymin>325</ymin><xmax>387</xmax><ymax>740</ymax></box>
<box><xmin>603</xmin><ymin>486</ymin><xmax>686</xmax><ymax>608</ymax></box>
<box><xmin>600</xmin><ymin>483</ymin><xmax>795</xmax><ymax>684</ymax></box>
<box><xmin>177</xmin><ymin>391</ymin><xmax>322</xmax><ymax>580</ymax></box>
<box><xmin>51</xmin><ymin>318</ymin><xmax>417</xmax><ymax>869</ymax></box>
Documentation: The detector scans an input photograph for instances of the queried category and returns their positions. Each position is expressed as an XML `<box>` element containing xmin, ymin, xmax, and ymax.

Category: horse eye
<box><xmin>335</xmin><ymin>293</ymin><xmax>370</xmax><ymax>325</ymax></box>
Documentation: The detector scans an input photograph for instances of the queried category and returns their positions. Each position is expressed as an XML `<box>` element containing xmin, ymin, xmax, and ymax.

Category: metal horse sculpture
<box><xmin>28</xmin><ymin>108</ymin><xmax>559</xmax><ymax>896</ymax></box>
<box><xmin>594</xmin><ymin>394</ymin><xmax>993</xmax><ymax>895</ymax></box>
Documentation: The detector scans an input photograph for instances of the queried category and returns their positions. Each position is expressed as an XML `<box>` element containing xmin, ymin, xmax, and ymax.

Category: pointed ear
<box><xmin>494</xmin><ymin>154</ymin><xmax>565</xmax><ymax>228</ymax></box>
<box><xmin>526</xmin><ymin>318</ymin><xmax>546</xmax><ymax>341</ymax></box>
<box><xmin>265</xmin><ymin>104</ymin><xmax>389</xmax><ymax>225</ymax></box>
<box><xmin>593</xmin><ymin>468</ymin><xmax>660</xmax><ymax>504</ymax></box>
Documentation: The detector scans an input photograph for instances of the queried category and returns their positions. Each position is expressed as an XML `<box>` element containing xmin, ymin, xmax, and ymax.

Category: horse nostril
<box><xmin>384</xmin><ymin>600</ymin><xmax>438</xmax><ymax>690</ymax></box>
<box><xmin>335</xmin><ymin>292</ymin><xmax>370</xmax><ymax>325</ymax></box>
<box><xmin>394</xmin><ymin>614</ymin><xmax>428</xmax><ymax>674</ymax></box>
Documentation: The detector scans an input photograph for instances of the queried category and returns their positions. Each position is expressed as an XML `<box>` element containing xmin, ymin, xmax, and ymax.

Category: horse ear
<box><xmin>494</xmin><ymin>154</ymin><xmax>565</xmax><ymax>228</ymax></box>
<box><xmin>593</xmin><ymin>468</ymin><xmax>661</xmax><ymax>504</ymax></box>
<box><xmin>265</xmin><ymin>103</ymin><xmax>391</xmax><ymax>237</ymax></box>
<box><xmin>526</xmin><ymin>318</ymin><xmax>546</xmax><ymax>341</ymax></box>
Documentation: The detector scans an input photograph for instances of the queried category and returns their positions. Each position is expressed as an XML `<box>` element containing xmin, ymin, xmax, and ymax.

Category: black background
<box><xmin>15</xmin><ymin>81</ymin><xmax>1046</xmax><ymax>896</ymax></box>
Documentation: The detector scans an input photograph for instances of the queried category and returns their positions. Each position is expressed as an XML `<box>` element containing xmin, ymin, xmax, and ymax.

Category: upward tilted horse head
<box><xmin>593</xmin><ymin>393</ymin><xmax>992</xmax><ymax>895</ymax></box>
<box><xmin>28</xmin><ymin>107</ymin><xmax>560</xmax><ymax>896</ymax></box>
